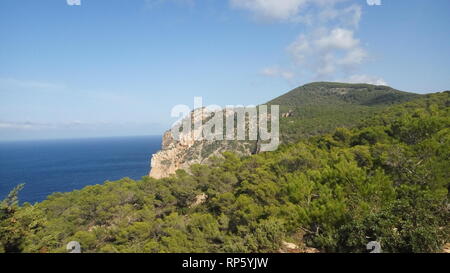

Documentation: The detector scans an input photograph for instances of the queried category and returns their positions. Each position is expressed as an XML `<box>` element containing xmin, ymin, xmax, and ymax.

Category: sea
<box><xmin>0</xmin><ymin>135</ymin><xmax>162</xmax><ymax>204</ymax></box>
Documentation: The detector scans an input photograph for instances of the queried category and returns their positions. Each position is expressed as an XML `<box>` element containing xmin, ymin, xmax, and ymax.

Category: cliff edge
<box><xmin>149</xmin><ymin>108</ymin><xmax>256</xmax><ymax>178</ymax></box>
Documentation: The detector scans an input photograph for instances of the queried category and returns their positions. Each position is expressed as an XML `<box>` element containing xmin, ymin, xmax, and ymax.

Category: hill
<box><xmin>150</xmin><ymin>82</ymin><xmax>421</xmax><ymax>178</ymax></box>
<box><xmin>270</xmin><ymin>82</ymin><xmax>420</xmax><ymax>143</ymax></box>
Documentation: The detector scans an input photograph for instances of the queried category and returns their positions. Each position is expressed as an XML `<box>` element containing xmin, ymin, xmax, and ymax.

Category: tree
<box><xmin>0</xmin><ymin>184</ymin><xmax>25</xmax><ymax>252</ymax></box>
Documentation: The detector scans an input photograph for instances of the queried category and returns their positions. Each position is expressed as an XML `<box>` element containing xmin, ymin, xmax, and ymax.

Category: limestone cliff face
<box><xmin>149</xmin><ymin>131</ymin><xmax>256</xmax><ymax>179</ymax></box>
<box><xmin>149</xmin><ymin>130</ymin><xmax>190</xmax><ymax>179</ymax></box>
<box><xmin>149</xmin><ymin>109</ymin><xmax>256</xmax><ymax>179</ymax></box>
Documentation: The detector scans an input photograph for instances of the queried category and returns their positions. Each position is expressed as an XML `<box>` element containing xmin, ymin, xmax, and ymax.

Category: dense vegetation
<box><xmin>153</xmin><ymin>82</ymin><xmax>421</xmax><ymax>175</ymax></box>
<box><xmin>271</xmin><ymin>82</ymin><xmax>420</xmax><ymax>143</ymax></box>
<box><xmin>1</xmin><ymin>91</ymin><xmax>448</xmax><ymax>253</ymax></box>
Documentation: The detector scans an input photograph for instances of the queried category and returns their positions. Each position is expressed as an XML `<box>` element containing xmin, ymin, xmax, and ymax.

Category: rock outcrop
<box><xmin>281</xmin><ymin>109</ymin><xmax>294</xmax><ymax>118</ymax></box>
<box><xmin>149</xmin><ymin>130</ymin><xmax>190</xmax><ymax>179</ymax></box>
<box><xmin>149</xmin><ymin>108</ymin><xmax>256</xmax><ymax>179</ymax></box>
<box><xmin>189</xmin><ymin>193</ymin><xmax>208</xmax><ymax>208</ymax></box>
<box><xmin>278</xmin><ymin>241</ymin><xmax>320</xmax><ymax>253</ymax></box>
<box><xmin>443</xmin><ymin>243</ymin><xmax>450</xmax><ymax>253</ymax></box>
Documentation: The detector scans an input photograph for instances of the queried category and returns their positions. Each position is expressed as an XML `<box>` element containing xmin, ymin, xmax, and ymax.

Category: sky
<box><xmin>0</xmin><ymin>0</ymin><xmax>449</xmax><ymax>140</ymax></box>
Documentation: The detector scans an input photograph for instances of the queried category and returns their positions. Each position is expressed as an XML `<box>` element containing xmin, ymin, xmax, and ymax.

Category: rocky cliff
<box><xmin>149</xmin><ymin>108</ymin><xmax>256</xmax><ymax>179</ymax></box>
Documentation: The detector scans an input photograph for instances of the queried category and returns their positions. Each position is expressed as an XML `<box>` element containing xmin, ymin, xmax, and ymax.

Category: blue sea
<box><xmin>0</xmin><ymin>136</ymin><xmax>162</xmax><ymax>204</ymax></box>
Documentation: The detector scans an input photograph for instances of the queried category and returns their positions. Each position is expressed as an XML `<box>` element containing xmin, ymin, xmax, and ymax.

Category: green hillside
<box><xmin>186</xmin><ymin>82</ymin><xmax>422</xmax><ymax>165</ymax></box>
<box><xmin>2</xmin><ymin>90</ymin><xmax>448</xmax><ymax>253</ymax></box>
<box><xmin>270</xmin><ymin>82</ymin><xmax>420</xmax><ymax>143</ymax></box>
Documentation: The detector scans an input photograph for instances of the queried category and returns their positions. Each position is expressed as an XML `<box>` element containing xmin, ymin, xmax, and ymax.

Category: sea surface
<box><xmin>0</xmin><ymin>136</ymin><xmax>162</xmax><ymax>204</ymax></box>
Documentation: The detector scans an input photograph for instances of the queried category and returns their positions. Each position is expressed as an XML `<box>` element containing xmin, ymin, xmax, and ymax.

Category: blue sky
<box><xmin>1</xmin><ymin>0</ymin><xmax>449</xmax><ymax>140</ymax></box>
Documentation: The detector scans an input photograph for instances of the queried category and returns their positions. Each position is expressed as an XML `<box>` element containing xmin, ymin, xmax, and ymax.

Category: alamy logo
<box><xmin>170</xmin><ymin>97</ymin><xmax>280</xmax><ymax>152</ymax></box>
<box><xmin>67</xmin><ymin>0</ymin><xmax>81</xmax><ymax>6</ymax></box>
<box><xmin>66</xmin><ymin>241</ymin><xmax>81</xmax><ymax>253</ymax></box>
<box><xmin>366</xmin><ymin>241</ymin><xmax>382</xmax><ymax>253</ymax></box>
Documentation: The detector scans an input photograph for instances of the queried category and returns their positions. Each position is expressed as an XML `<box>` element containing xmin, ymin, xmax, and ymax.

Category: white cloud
<box><xmin>144</xmin><ymin>0</ymin><xmax>195</xmax><ymax>9</ymax></box>
<box><xmin>260</xmin><ymin>67</ymin><xmax>294</xmax><ymax>80</ymax></box>
<box><xmin>318</xmin><ymin>4</ymin><xmax>361</xmax><ymax>28</ymax></box>
<box><xmin>230</xmin><ymin>0</ymin><xmax>309</xmax><ymax>21</ymax></box>
<box><xmin>144</xmin><ymin>0</ymin><xmax>385</xmax><ymax>85</ymax></box>
<box><xmin>230</xmin><ymin>0</ymin><xmax>356</xmax><ymax>22</ymax></box>
<box><xmin>315</xmin><ymin>28</ymin><xmax>359</xmax><ymax>50</ymax></box>
<box><xmin>339</xmin><ymin>47</ymin><xmax>367</xmax><ymax>65</ymax></box>
<box><xmin>250</xmin><ymin>1</ymin><xmax>383</xmax><ymax>84</ymax></box>
<box><xmin>287</xmin><ymin>27</ymin><xmax>368</xmax><ymax>79</ymax></box>
<box><xmin>345</xmin><ymin>74</ymin><xmax>388</xmax><ymax>85</ymax></box>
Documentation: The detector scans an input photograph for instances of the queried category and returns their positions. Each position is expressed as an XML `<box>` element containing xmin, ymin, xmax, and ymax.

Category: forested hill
<box><xmin>270</xmin><ymin>82</ymin><xmax>421</xmax><ymax>143</ymax></box>
<box><xmin>149</xmin><ymin>82</ymin><xmax>421</xmax><ymax>179</ymax></box>
<box><xmin>1</xmin><ymin>91</ymin><xmax>448</xmax><ymax>253</ymax></box>
<box><xmin>269</xmin><ymin>82</ymin><xmax>418</xmax><ymax>107</ymax></box>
